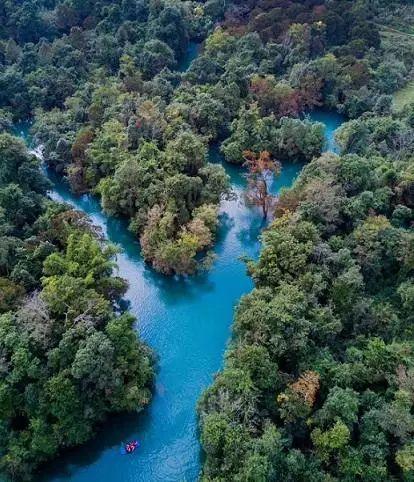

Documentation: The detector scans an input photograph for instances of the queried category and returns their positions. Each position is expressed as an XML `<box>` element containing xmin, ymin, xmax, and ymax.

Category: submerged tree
<box><xmin>243</xmin><ymin>150</ymin><xmax>281</xmax><ymax>219</ymax></box>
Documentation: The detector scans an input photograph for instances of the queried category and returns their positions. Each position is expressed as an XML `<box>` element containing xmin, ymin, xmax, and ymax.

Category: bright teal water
<box><xmin>11</xmin><ymin>105</ymin><xmax>343</xmax><ymax>481</ymax></box>
<box><xmin>308</xmin><ymin>110</ymin><xmax>345</xmax><ymax>153</ymax></box>
<box><xmin>12</xmin><ymin>124</ymin><xmax>303</xmax><ymax>482</ymax></box>
<box><xmin>40</xmin><ymin>157</ymin><xmax>302</xmax><ymax>482</ymax></box>
<box><xmin>177</xmin><ymin>41</ymin><xmax>202</xmax><ymax>72</ymax></box>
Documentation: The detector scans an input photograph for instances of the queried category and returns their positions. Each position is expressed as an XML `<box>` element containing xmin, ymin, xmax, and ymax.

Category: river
<box><xmin>12</xmin><ymin>42</ymin><xmax>345</xmax><ymax>482</ymax></box>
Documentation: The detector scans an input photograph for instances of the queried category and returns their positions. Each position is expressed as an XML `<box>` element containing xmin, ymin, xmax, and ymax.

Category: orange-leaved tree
<box><xmin>243</xmin><ymin>150</ymin><xmax>281</xmax><ymax>219</ymax></box>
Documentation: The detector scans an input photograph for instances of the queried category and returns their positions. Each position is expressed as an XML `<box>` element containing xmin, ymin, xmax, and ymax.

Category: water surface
<box><xmin>308</xmin><ymin>110</ymin><xmax>345</xmax><ymax>153</ymax></box>
<box><xmin>10</xmin><ymin>101</ymin><xmax>344</xmax><ymax>482</ymax></box>
<box><xmin>38</xmin><ymin>155</ymin><xmax>302</xmax><ymax>482</ymax></box>
<box><xmin>177</xmin><ymin>41</ymin><xmax>202</xmax><ymax>73</ymax></box>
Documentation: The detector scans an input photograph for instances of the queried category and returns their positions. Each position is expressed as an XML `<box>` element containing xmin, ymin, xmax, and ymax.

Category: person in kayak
<box><xmin>125</xmin><ymin>441</ymin><xmax>139</xmax><ymax>453</ymax></box>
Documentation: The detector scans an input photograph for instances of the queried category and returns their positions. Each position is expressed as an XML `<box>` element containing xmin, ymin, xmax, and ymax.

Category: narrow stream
<box><xmin>12</xmin><ymin>42</ymin><xmax>345</xmax><ymax>481</ymax></box>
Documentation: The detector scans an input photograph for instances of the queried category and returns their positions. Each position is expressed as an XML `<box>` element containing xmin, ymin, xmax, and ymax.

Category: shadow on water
<box><xmin>236</xmin><ymin>214</ymin><xmax>267</xmax><ymax>250</ymax></box>
<box><xmin>177</xmin><ymin>41</ymin><xmax>202</xmax><ymax>73</ymax></box>
<box><xmin>39</xmin><ymin>411</ymin><xmax>149</xmax><ymax>481</ymax></box>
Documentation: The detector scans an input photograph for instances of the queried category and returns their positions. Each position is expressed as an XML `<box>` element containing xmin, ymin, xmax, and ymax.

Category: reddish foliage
<box><xmin>71</xmin><ymin>129</ymin><xmax>94</xmax><ymax>161</ymax></box>
<box><xmin>243</xmin><ymin>150</ymin><xmax>280</xmax><ymax>174</ymax></box>
<box><xmin>298</xmin><ymin>75</ymin><xmax>323</xmax><ymax>109</ymax></box>
<box><xmin>290</xmin><ymin>370</ymin><xmax>320</xmax><ymax>407</ymax></box>
<box><xmin>243</xmin><ymin>150</ymin><xmax>281</xmax><ymax>218</ymax></box>
<box><xmin>249</xmin><ymin>77</ymin><xmax>304</xmax><ymax>117</ymax></box>
<box><xmin>313</xmin><ymin>5</ymin><xmax>327</xmax><ymax>18</ymax></box>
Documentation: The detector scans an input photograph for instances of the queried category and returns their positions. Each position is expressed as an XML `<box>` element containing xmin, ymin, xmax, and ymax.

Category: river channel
<box><xmin>14</xmin><ymin>41</ymin><xmax>345</xmax><ymax>482</ymax></box>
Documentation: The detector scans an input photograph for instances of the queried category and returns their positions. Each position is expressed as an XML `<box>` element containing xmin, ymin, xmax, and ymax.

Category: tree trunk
<box><xmin>261</xmin><ymin>179</ymin><xmax>268</xmax><ymax>219</ymax></box>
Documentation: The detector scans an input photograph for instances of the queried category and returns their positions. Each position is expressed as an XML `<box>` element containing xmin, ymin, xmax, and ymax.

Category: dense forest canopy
<box><xmin>197</xmin><ymin>1</ymin><xmax>414</xmax><ymax>481</ymax></box>
<box><xmin>0</xmin><ymin>131</ymin><xmax>153</xmax><ymax>480</ymax></box>
<box><xmin>0</xmin><ymin>0</ymin><xmax>414</xmax><ymax>480</ymax></box>
<box><xmin>0</xmin><ymin>0</ymin><xmax>235</xmax><ymax>274</ymax></box>
<box><xmin>2</xmin><ymin>0</ymin><xmax>412</xmax><ymax>274</ymax></box>
<box><xmin>199</xmin><ymin>106</ymin><xmax>414</xmax><ymax>480</ymax></box>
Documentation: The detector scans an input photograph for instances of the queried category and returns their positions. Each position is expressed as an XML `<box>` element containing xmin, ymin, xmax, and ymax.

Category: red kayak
<box><xmin>125</xmin><ymin>440</ymin><xmax>139</xmax><ymax>454</ymax></box>
<box><xmin>120</xmin><ymin>440</ymin><xmax>140</xmax><ymax>455</ymax></box>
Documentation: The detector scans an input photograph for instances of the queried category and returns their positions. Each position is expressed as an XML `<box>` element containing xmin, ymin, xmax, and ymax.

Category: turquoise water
<box><xmin>308</xmin><ymin>110</ymin><xmax>345</xmax><ymax>153</ymax></box>
<box><xmin>11</xmin><ymin>97</ymin><xmax>344</xmax><ymax>482</ymax></box>
<box><xmin>37</xmin><ymin>155</ymin><xmax>302</xmax><ymax>482</ymax></box>
<box><xmin>12</xmin><ymin>123</ymin><xmax>304</xmax><ymax>481</ymax></box>
<box><xmin>177</xmin><ymin>41</ymin><xmax>202</xmax><ymax>72</ymax></box>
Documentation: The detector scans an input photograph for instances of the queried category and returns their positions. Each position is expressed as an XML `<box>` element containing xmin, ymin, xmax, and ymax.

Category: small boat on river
<box><xmin>120</xmin><ymin>440</ymin><xmax>139</xmax><ymax>455</ymax></box>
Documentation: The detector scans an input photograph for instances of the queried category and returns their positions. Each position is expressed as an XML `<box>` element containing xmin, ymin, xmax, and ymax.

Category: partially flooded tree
<box><xmin>243</xmin><ymin>150</ymin><xmax>281</xmax><ymax>219</ymax></box>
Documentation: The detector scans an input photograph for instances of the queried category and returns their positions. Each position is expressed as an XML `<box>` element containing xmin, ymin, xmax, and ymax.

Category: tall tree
<box><xmin>243</xmin><ymin>150</ymin><xmax>280</xmax><ymax>219</ymax></box>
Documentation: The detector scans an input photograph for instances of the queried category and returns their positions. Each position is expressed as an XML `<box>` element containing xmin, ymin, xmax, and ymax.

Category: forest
<box><xmin>0</xmin><ymin>132</ymin><xmax>153</xmax><ymax>480</ymax></box>
<box><xmin>2</xmin><ymin>0</ymin><xmax>403</xmax><ymax>275</ymax></box>
<box><xmin>0</xmin><ymin>0</ymin><xmax>413</xmax><ymax>480</ymax></box>
<box><xmin>198</xmin><ymin>1</ymin><xmax>414</xmax><ymax>481</ymax></box>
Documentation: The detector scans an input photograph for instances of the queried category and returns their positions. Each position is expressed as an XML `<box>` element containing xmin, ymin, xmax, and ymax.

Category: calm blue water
<box><xmin>177</xmin><ymin>41</ymin><xmax>202</xmax><ymax>72</ymax></box>
<box><xmin>38</xmin><ymin>158</ymin><xmax>302</xmax><ymax>482</ymax></box>
<box><xmin>11</xmin><ymin>123</ymin><xmax>303</xmax><ymax>482</ymax></box>
<box><xmin>308</xmin><ymin>110</ymin><xmax>345</xmax><ymax>153</ymax></box>
<box><xmin>10</xmin><ymin>92</ymin><xmax>344</xmax><ymax>482</ymax></box>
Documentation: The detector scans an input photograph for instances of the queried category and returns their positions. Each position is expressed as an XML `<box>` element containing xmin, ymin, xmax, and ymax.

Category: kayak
<box><xmin>120</xmin><ymin>440</ymin><xmax>139</xmax><ymax>455</ymax></box>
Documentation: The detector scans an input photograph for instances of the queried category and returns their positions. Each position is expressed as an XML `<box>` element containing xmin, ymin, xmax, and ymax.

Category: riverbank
<box><xmin>10</xmin><ymin>108</ymin><xmax>342</xmax><ymax>481</ymax></box>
